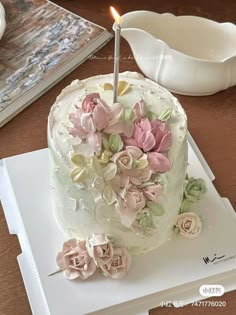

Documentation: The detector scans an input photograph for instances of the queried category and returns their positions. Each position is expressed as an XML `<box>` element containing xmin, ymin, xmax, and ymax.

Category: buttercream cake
<box><xmin>48</xmin><ymin>72</ymin><xmax>188</xmax><ymax>260</ymax></box>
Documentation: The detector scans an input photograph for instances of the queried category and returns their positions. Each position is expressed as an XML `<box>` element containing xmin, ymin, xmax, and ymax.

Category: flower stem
<box><xmin>48</xmin><ymin>268</ymin><xmax>63</xmax><ymax>276</ymax></box>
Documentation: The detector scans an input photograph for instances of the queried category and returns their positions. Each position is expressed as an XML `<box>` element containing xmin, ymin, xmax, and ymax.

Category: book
<box><xmin>0</xmin><ymin>0</ymin><xmax>112</xmax><ymax>127</ymax></box>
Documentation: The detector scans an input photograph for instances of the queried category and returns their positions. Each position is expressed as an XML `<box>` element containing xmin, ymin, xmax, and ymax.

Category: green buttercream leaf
<box><xmin>122</xmin><ymin>108</ymin><xmax>135</xmax><ymax>122</ymax></box>
<box><xmin>147</xmin><ymin>201</ymin><xmax>165</xmax><ymax>216</ymax></box>
<box><xmin>132</xmin><ymin>159</ymin><xmax>139</xmax><ymax>169</ymax></box>
<box><xmin>151</xmin><ymin>173</ymin><xmax>168</xmax><ymax>187</ymax></box>
<box><xmin>180</xmin><ymin>198</ymin><xmax>193</xmax><ymax>213</ymax></box>
<box><xmin>102</xmin><ymin>163</ymin><xmax>117</xmax><ymax>181</ymax></box>
<box><xmin>139</xmin><ymin>215</ymin><xmax>154</xmax><ymax>230</ymax></box>
<box><xmin>136</xmin><ymin>211</ymin><xmax>147</xmax><ymax>220</ymax></box>
<box><xmin>103</xmin><ymin>184</ymin><xmax>117</xmax><ymax>205</ymax></box>
<box><xmin>158</xmin><ymin>109</ymin><xmax>171</xmax><ymax>121</ymax></box>
<box><xmin>139</xmin><ymin>181</ymin><xmax>155</xmax><ymax>188</ymax></box>
<box><xmin>102</xmin><ymin>135</ymin><xmax>110</xmax><ymax>151</ymax></box>
<box><xmin>109</xmin><ymin>134</ymin><xmax>123</xmax><ymax>153</ymax></box>
<box><xmin>146</xmin><ymin>110</ymin><xmax>157</xmax><ymax>121</ymax></box>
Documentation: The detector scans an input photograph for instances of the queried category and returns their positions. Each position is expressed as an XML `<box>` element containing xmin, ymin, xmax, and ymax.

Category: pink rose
<box><xmin>111</xmin><ymin>146</ymin><xmax>143</xmax><ymax>171</ymax></box>
<box><xmin>56</xmin><ymin>239</ymin><xmax>96</xmax><ymax>280</ymax></box>
<box><xmin>143</xmin><ymin>184</ymin><xmax>163</xmax><ymax>203</ymax></box>
<box><xmin>88</xmin><ymin>234</ymin><xmax>114</xmax><ymax>266</ymax></box>
<box><xmin>100</xmin><ymin>247</ymin><xmax>131</xmax><ymax>279</ymax></box>
<box><xmin>112</xmin><ymin>146</ymin><xmax>153</xmax><ymax>185</ymax></box>
<box><xmin>118</xmin><ymin>185</ymin><xmax>146</xmax><ymax>227</ymax></box>
<box><xmin>133</xmin><ymin>100</ymin><xmax>148</xmax><ymax>120</ymax></box>
<box><xmin>111</xmin><ymin>150</ymin><xmax>133</xmax><ymax>171</ymax></box>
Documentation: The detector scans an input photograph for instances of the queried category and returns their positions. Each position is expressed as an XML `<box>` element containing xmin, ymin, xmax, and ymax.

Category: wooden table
<box><xmin>0</xmin><ymin>0</ymin><xmax>235</xmax><ymax>314</ymax></box>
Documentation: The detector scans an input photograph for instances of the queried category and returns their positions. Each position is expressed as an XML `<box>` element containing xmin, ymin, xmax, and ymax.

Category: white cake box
<box><xmin>0</xmin><ymin>134</ymin><xmax>236</xmax><ymax>315</ymax></box>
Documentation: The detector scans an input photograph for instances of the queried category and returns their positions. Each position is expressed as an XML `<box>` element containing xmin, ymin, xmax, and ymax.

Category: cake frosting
<box><xmin>48</xmin><ymin>72</ymin><xmax>188</xmax><ymax>256</ymax></box>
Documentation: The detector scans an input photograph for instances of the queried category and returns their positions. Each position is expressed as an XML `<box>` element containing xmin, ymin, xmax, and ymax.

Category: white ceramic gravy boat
<box><xmin>118</xmin><ymin>11</ymin><xmax>236</xmax><ymax>95</ymax></box>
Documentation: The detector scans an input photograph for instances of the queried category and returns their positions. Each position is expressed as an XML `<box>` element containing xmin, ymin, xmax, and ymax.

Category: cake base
<box><xmin>0</xmin><ymin>135</ymin><xmax>236</xmax><ymax>315</ymax></box>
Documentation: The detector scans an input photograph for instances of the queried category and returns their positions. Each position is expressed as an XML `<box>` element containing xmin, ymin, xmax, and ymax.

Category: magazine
<box><xmin>0</xmin><ymin>0</ymin><xmax>112</xmax><ymax>127</ymax></box>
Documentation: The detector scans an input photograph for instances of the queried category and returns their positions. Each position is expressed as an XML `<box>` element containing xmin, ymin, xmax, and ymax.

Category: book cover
<box><xmin>0</xmin><ymin>0</ymin><xmax>112</xmax><ymax>127</ymax></box>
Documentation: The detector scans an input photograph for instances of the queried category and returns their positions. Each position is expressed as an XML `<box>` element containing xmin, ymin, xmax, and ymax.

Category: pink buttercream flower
<box><xmin>88</xmin><ymin>234</ymin><xmax>114</xmax><ymax>266</ymax></box>
<box><xmin>125</xmin><ymin>118</ymin><xmax>154</xmax><ymax>151</ymax></box>
<box><xmin>147</xmin><ymin>152</ymin><xmax>170</xmax><ymax>172</ymax></box>
<box><xmin>134</xmin><ymin>119</ymin><xmax>156</xmax><ymax>152</ymax></box>
<box><xmin>124</xmin><ymin>118</ymin><xmax>172</xmax><ymax>172</ymax></box>
<box><xmin>142</xmin><ymin>184</ymin><xmax>163</xmax><ymax>203</ymax></box>
<box><xmin>69</xmin><ymin>94</ymin><xmax>124</xmax><ymax>154</ymax></box>
<box><xmin>111</xmin><ymin>146</ymin><xmax>142</xmax><ymax>170</ymax></box>
<box><xmin>56</xmin><ymin>239</ymin><xmax>96</xmax><ymax>280</ymax></box>
<box><xmin>117</xmin><ymin>185</ymin><xmax>146</xmax><ymax>227</ymax></box>
<box><xmin>151</xmin><ymin>120</ymin><xmax>172</xmax><ymax>153</ymax></box>
<box><xmin>87</xmin><ymin>132</ymin><xmax>102</xmax><ymax>154</ymax></box>
<box><xmin>69</xmin><ymin>110</ymin><xmax>88</xmax><ymax>139</ymax></box>
<box><xmin>111</xmin><ymin>150</ymin><xmax>133</xmax><ymax>171</ymax></box>
<box><xmin>100</xmin><ymin>247</ymin><xmax>131</xmax><ymax>279</ymax></box>
<box><xmin>125</xmin><ymin>118</ymin><xmax>171</xmax><ymax>153</ymax></box>
<box><xmin>133</xmin><ymin>100</ymin><xmax>148</xmax><ymax>120</ymax></box>
<box><xmin>82</xmin><ymin>93</ymin><xmax>100</xmax><ymax>113</ymax></box>
<box><xmin>112</xmin><ymin>146</ymin><xmax>153</xmax><ymax>185</ymax></box>
<box><xmin>81</xmin><ymin>93</ymin><xmax>111</xmax><ymax>132</ymax></box>
<box><xmin>109</xmin><ymin>174</ymin><xmax>130</xmax><ymax>195</ymax></box>
<box><xmin>125</xmin><ymin>166</ymin><xmax>153</xmax><ymax>186</ymax></box>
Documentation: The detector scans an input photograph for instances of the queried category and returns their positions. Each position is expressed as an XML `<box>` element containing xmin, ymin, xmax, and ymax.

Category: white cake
<box><xmin>48</xmin><ymin>72</ymin><xmax>188</xmax><ymax>256</ymax></box>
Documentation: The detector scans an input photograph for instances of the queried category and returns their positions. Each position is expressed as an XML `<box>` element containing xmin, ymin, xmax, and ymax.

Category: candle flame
<box><xmin>110</xmin><ymin>6</ymin><xmax>122</xmax><ymax>25</ymax></box>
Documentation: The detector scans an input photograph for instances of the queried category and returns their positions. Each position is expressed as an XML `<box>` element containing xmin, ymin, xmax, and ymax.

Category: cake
<box><xmin>48</xmin><ymin>72</ymin><xmax>206</xmax><ymax>280</ymax></box>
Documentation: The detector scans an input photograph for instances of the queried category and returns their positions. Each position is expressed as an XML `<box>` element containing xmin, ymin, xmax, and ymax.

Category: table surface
<box><xmin>0</xmin><ymin>0</ymin><xmax>235</xmax><ymax>314</ymax></box>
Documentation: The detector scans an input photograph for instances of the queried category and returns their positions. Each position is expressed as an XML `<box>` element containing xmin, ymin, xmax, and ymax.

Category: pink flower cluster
<box><xmin>69</xmin><ymin>93</ymin><xmax>123</xmax><ymax>154</ymax></box>
<box><xmin>125</xmin><ymin>109</ymin><xmax>171</xmax><ymax>173</ymax></box>
<box><xmin>56</xmin><ymin>234</ymin><xmax>131</xmax><ymax>280</ymax></box>
<box><xmin>68</xmin><ymin>94</ymin><xmax>172</xmax><ymax>230</ymax></box>
<box><xmin>111</xmin><ymin>146</ymin><xmax>163</xmax><ymax>226</ymax></box>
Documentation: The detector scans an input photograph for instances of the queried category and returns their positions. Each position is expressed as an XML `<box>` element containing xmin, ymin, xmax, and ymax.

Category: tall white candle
<box><xmin>110</xmin><ymin>6</ymin><xmax>122</xmax><ymax>104</ymax></box>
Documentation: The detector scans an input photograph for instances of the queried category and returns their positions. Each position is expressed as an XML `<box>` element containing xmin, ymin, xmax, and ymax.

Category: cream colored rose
<box><xmin>176</xmin><ymin>212</ymin><xmax>202</xmax><ymax>239</ymax></box>
<box><xmin>100</xmin><ymin>247</ymin><xmax>131</xmax><ymax>279</ymax></box>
